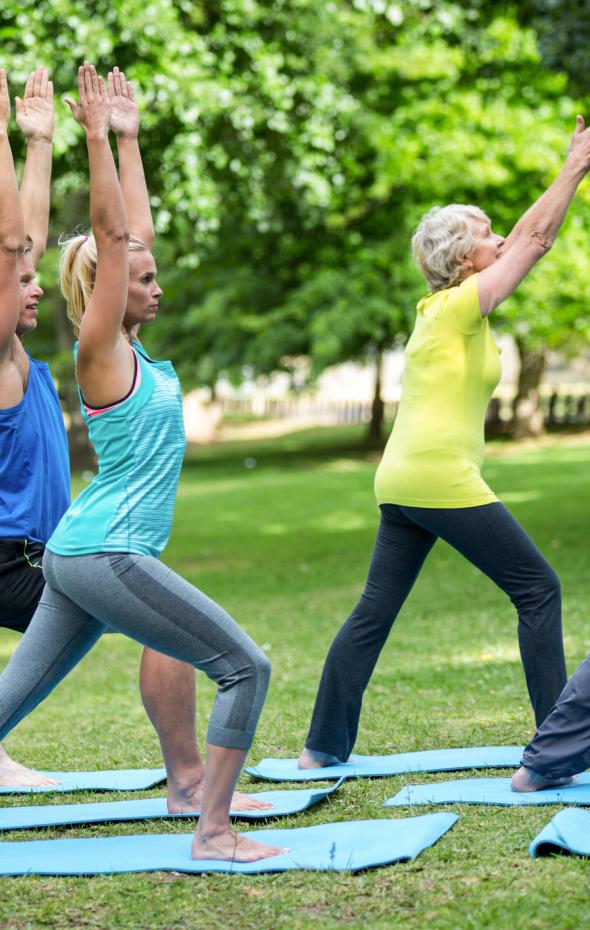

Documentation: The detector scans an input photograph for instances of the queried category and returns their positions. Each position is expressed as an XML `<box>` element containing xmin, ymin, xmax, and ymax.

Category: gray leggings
<box><xmin>520</xmin><ymin>652</ymin><xmax>590</xmax><ymax>779</ymax></box>
<box><xmin>0</xmin><ymin>550</ymin><xmax>271</xmax><ymax>751</ymax></box>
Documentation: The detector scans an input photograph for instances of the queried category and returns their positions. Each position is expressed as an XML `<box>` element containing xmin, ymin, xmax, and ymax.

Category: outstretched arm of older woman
<box><xmin>478</xmin><ymin>115</ymin><xmax>590</xmax><ymax>316</ymax></box>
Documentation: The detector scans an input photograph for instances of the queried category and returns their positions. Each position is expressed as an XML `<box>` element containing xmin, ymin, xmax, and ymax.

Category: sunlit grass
<box><xmin>1</xmin><ymin>427</ymin><xmax>590</xmax><ymax>929</ymax></box>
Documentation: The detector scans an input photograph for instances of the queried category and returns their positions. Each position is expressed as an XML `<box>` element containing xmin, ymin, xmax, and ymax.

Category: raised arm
<box><xmin>478</xmin><ymin>115</ymin><xmax>590</xmax><ymax>316</ymax></box>
<box><xmin>0</xmin><ymin>70</ymin><xmax>26</xmax><ymax>354</ymax></box>
<box><xmin>108</xmin><ymin>66</ymin><xmax>154</xmax><ymax>247</ymax></box>
<box><xmin>64</xmin><ymin>63</ymin><xmax>131</xmax><ymax>402</ymax></box>
<box><xmin>16</xmin><ymin>67</ymin><xmax>54</xmax><ymax>269</ymax></box>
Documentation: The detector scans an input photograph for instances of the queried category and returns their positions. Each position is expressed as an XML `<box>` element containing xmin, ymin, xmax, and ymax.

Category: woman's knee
<box><xmin>252</xmin><ymin>648</ymin><xmax>272</xmax><ymax>690</ymax></box>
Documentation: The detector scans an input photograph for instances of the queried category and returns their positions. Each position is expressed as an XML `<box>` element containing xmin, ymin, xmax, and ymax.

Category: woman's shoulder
<box><xmin>417</xmin><ymin>275</ymin><xmax>480</xmax><ymax>333</ymax></box>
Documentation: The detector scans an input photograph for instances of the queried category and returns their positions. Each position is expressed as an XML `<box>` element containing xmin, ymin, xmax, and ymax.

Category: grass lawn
<box><xmin>1</xmin><ymin>426</ymin><xmax>589</xmax><ymax>929</ymax></box>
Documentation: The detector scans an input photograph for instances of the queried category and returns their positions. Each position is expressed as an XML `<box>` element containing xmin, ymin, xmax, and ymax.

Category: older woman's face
<box><xmin>465</xmin><ymin>217</ymin><xmax>505</xmax><ymax>274</ymax></box>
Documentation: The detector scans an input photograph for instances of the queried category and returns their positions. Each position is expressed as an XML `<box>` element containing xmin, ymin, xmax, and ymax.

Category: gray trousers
<box><xmin>521</xmin><ymin>653</ymin><xmax>590</xmax><ymax>778</ymax></box>
<box><xmin>0</xmin><ymin>550</ymin><xmax>271</xmax><ymax>751</ymax></box>
<box><xmin>306</xmin><ymin>502</ymin><xmax>567</xmax><ymax>762</ymax></box>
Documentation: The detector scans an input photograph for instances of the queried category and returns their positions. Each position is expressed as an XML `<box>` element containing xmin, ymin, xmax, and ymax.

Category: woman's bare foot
<box><xmin>168</xmin><ymin>776</ymin><xmax>272</xmax><ymax>814</ymax></box>
<box><xmin>298</xmin><ymin>747</ymin><xmax>343</xmax><ymax>770</ymax></box>
<box><xmin>511</xmin><ymin>765</ymin><xmax>579</xmax><ymax>792</ymax></box>
<box><xmin>0</xmin><ymin>747</ymin><xmax>58</xmax><ymax>788</ymax></box>
<box><xmin>192</xmin><ymin>825</ymin><xmax>287</xmax><ymax>862</ymax></box>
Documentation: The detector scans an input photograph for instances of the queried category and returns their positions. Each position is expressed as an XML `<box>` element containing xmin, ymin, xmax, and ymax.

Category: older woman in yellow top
<box><xmin>299</xmin><ymin>115</ymin><xmax>590</xmax><ymax>772</ymax></box>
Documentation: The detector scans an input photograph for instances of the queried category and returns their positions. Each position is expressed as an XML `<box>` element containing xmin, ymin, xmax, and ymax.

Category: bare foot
<box><xmin>511</xmin><ymin>765</ymin><xmax>579</xmax><ymax>793</ymax></box>
<box><xmin>229</xmin><ymin>790</ymin><xmax>273</xmax><ymax>812</ymax></box>
<box><xmin>192</xmin><ymin>826</ymin><xmax>287</xmax><ymax>862</ymax></box>
<box><xmin>298</xmin><ymin>747</ymin><xmax>343</xmax><ymax>770</ymax></box>
<box><xmin>168</xmin><ymin>775</ymin><xmax>272</xmax><ymax>814</ymax></box>
<box><xmin>0</xmin><ymin>752</ymin><xmax>58</xmax><ymax>788</ymax></box>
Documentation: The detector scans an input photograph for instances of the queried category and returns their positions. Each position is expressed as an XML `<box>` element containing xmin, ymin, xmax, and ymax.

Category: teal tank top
<box><xmin>48</xmin><ymin>342</ymin><xmax>187</xmax><ymax>558</ymax></box>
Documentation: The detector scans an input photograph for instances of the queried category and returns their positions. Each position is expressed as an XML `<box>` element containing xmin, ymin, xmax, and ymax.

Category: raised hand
<box><xmin>567</xmin><ymin>115</ymin><xmax>590</xmax><ymax>173</ymax></box>
<box><xmin>15</xmin><ymin>67</ymin><xmax>54</xmax><ymax>142</ymax></box>
<box><xmin>0</xmin><ymin>70</ymin><xmax>10</xmax><ymax>135</ymax></box>
<box><xmin>108</xmin><ymin>66</ymin><xmax>139</xmax><ymax>139</ymax></box>
<box><xmin>64</xmin><ymin>62</ymin><xmax>110</xmax><ymax>141</ymax></box>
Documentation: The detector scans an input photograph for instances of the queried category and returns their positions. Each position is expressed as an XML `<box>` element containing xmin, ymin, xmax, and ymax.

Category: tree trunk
<box><xmin>510</xmin><ymin>340</ymin><xmax>546</xmax><ymax>439</ymax></box>
<box><xmin>365</xmin><ymin>347</ymin><xmax>385</xmax><ymax>446</ymax></box>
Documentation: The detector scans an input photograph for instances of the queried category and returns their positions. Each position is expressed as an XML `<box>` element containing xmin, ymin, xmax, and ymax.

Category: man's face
<box><xmin>17</xmin><ymin>253</ymin><xmax>44</xmax><ymax>337</ymax></box>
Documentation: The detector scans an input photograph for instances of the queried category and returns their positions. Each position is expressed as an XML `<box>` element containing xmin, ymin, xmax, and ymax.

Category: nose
<box><xmin>34</xmin><ymin>283</ymin><xmax>44</xmax><ymax>298</ymax></box>
<box><xmin>153</xmin><ymin>281</ymin><xmax>163</xmax><ymax>298</ymax></box>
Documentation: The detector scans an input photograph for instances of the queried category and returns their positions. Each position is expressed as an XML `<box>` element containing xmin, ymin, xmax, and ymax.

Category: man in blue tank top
<box><xmin>0</xmin><ymin>68</ymin><xmax>70</xmax><ymax>786</ymax></box>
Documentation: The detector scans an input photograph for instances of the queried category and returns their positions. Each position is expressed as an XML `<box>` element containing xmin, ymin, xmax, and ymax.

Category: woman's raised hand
<box><xmin>15</xmin><ymin>67</ymin><xmax>54</xmax><ymax>142</ymax></box>
<box><xmin>567</xmin><ymin>115</ymin><xmax>590</xmax><ymax>174</ymax></box>
<box><xmin>0</xmin><ymin>70</ymin><xmax>11</xmax><ymax>136</ymax></box>
<box><xmin>64</xmin><ymin>62</ymin><xmax>110</xmax><ymax>141</ymax></box>
<box><xmin>108</xmin><ymin>66</ymin><xmax>139</xmax><ymax>139</ymax></box>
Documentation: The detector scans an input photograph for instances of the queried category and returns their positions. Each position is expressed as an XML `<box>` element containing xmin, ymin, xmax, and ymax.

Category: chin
<box><xmin>17</xmin><ymin>318</ymin><xmax>37</xmax><ymax>337</ymax></box>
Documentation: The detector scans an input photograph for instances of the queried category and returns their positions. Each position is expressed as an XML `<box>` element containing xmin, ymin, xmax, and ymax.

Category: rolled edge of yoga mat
<box><xmin>529</xmin><ymin>808</ymin><xmax>590</xmax><ymax>858</ymax></box>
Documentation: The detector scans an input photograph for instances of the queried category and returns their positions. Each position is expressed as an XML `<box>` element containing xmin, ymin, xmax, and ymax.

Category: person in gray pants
<box><xmin>512</xmin><ymin>655</ymin><xmax>590</xmax><ymax>790</ymax></box>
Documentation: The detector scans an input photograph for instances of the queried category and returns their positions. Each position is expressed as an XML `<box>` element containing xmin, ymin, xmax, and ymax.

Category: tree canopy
<box><xmin>3</xmin><ymin>1</ymin><xmax>589</xmax><ymax>443</ymax></box>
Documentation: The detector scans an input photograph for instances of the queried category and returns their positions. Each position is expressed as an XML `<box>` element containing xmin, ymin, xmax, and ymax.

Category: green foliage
<box><xmin>4</xmin><ymin>1</ymin><xmax>590</xmax><ymax>388</ymax></box>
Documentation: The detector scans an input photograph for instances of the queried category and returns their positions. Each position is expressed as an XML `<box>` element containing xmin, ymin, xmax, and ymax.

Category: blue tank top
<box><xmin>48</xmin><ymin>342</ymin><xmax>187</xmax><ymax>558</ymax></box>
<box><xmin>0</xmin><ymin>355</ymin><xmax>70</xmax><ymax>543</ymax></box>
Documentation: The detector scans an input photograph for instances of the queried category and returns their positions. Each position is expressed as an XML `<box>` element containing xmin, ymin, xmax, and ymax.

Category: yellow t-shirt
<box><xmin>374</xmin><ymin>273</ymin><xmax>501</xmax><ymax>509</ymax></box>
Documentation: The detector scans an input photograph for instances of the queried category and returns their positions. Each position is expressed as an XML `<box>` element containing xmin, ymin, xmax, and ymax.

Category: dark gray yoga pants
<box><xmin>305</xmin><ymin>501</ymin><xmax>567</xmax><ymax>762</ymax></box>
<box><xmin>0</xmin><ymin>550</ymin><xmax>271</xmax><ymax>751</ymax></box>
<box><xmin>520</xmin><ymin>653</ymin><xmax>590</xmax><ymax>778</ymax></box>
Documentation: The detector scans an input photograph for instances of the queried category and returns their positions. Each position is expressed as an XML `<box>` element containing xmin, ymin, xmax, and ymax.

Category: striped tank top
<box><xmin>48</xmin><ymin>342</ymin><xmax>187</xmax><ymax>558</ymax></box>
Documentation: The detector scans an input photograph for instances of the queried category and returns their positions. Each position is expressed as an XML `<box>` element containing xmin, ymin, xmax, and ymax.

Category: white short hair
<box><xmin>412</xmin><ymin>204</ymin><xmax>489</xmax><ymax>292</ymax></box>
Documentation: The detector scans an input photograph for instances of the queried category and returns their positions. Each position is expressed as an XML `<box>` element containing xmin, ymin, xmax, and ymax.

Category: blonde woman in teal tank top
<box><xmin>299</xmin><ymin>115</ymin><xmax>590</xmax><ymax>773</ymax></box>
<box><xmin>0</xmin><ymin>64</ymin><xmax>283</xmax><ymax>863</ymax></box>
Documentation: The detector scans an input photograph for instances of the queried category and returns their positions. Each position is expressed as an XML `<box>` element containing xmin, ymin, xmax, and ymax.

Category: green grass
<box><xmin>1</xmin><ymin>427</ymin><xmax>590</xmax><ymax>929</ymax></box>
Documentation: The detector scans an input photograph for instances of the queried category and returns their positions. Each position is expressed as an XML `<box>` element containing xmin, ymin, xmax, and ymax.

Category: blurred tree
<box><xmin>3</xmin><ymin>1</ymin><xmax>589</xmax><ymax>448</ymax></box>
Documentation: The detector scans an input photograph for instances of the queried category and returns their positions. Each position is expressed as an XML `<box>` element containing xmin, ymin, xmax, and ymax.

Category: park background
<box><xmin>2</xmin><ymin>1</ymin><xmax>590</xmax><ymax>928</ymax></box>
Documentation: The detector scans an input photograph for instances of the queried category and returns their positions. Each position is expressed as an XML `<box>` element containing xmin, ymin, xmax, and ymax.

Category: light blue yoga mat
<box><xmin>246</xmin><ymin>746</ymin><xmax>525</xmax><ymax>782</ymax></box>
<box><xmin>0</xmin><ymin>768</ymin><xmax>167</xmax><ymax>795</ymax></box>
<box><xmin>0</xmin><ymin>813</ymin><xmax>458</xmax><ymax>875</ymax></box>
<box><xmin>386</xmin><ymin>773</ymin><xmax>590</xmax><ymax>808</ymax></box>
<box><xmin>530</xmin><ymin>808</ymin><xmax>590</xmax><ymax>858</ymax></box>
<box><xmin>0</xmin><ymin>780</ymin><xmax>343</xmax><ymax>831</ymax></box>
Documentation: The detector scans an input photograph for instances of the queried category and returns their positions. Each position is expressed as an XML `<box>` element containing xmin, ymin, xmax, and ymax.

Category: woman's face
<box><xmin>123</xmin><ymin>250</ymin><xmax>163</xmax><ymax>331</ymax></box>
<box><xmin>464</xmin><ymin>217</ymin><xmax>505</xmax><ymax>275</ymax></box>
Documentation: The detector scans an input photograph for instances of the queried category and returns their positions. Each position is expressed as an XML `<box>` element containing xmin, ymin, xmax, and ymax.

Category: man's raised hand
<box><xmin>15</xmin><ymin>67</ymin><xmax>54</xmax><ymax>143</ymax></box>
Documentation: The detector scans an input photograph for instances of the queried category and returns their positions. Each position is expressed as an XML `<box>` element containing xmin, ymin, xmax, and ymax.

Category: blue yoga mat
<box><xmin>0</xmin><ymin>813</ymin><xmax>458</xmax><ymax>875</ymax></box>
<box><xmin>0</xmin><ymin>780</ymin><xmax>344</xmax><ymax>831</ymax></box>
<box><xmin>386</xmin><ymin>773</ymin><xmax>590</xmax><ymax>808</ymax></box>
<box><xmin>0</xmin><ymin>768</ymin><xmax>166</xmax><ymax>795</ymax></box>
<box><xmin>530</xmin><ymin>808</ymin><xmax>590</xmax><ymax>858</ymax></box>
<box><xmin>246</xmin><ymin>746</ymin><xmax>525</xmax><ymax>782</ymax></box>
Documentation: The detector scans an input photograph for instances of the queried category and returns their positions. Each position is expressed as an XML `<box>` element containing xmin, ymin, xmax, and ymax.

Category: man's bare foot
<box><xmin>511</xmin><ymin>765</ymin><xmax>579</xmax><ymax>793</ymax></box>
<box><xmin>168</xmin><ymin>775</ymin><xmax>272</xmax><ymax>814</ymax></box>
<box><xmin>0</xmin><ymin>747</ymin><xmax>58</xmax><ymax>788</ymax></box>
<box><xmin>298</xmin><ymin>747</ymin><xmax>343</xmax><ymax>770</ymax></box>
<box><xmin>192</xmin><ymin>825</ymin><xmax>287</xmax><ymax>862</ymax></box>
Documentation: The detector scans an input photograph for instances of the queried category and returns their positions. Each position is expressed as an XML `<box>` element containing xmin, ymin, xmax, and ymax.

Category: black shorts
<box><xmin>0</xmin><ymin>539</ymin><xmax>46</xmax><ymax>634</ymax></box>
